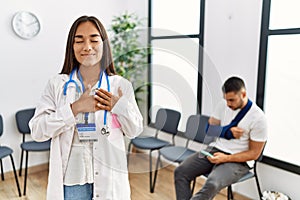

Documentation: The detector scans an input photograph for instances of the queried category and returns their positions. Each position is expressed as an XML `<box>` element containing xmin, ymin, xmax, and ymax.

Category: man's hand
<box><xmin>207</xmin><ymin>152</ymin><xmax>229</xmax><ymax>164</ymax></box>
<box><xmin>230</xmin><ymin>127</ymin><xmax>244</xmax><ymax>139</ymax></box>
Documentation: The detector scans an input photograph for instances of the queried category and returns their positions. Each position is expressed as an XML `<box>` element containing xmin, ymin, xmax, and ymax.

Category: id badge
<box><xmin>76</xmin><ymin>123</ymin><xmax>98</xmax><ymax>142</ymax></box>
<box><xmin>73</xmin><ymin>85</ymin><xmax>98</xmax><ymax>142</ymax></box>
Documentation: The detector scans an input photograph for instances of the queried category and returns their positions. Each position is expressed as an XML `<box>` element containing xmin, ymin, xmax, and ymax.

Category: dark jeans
<box><xmin>174</xmin><ymin>148</ymin><xmax>249</xmax><ymax>200</ymax></box>
<box><xmin>64</xmin><ymin>183</ymin><xmax>93</xmax><ymax>200</ymax></box>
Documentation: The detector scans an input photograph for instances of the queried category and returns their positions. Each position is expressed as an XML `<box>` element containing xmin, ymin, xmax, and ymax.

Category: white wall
<box><xmin>202</xmin><ymin>0</ymin><xmax>300</xmax><ymax>199</ymax></box>
<box><xmin>0</xmin><ymin>0</ymin><xmax>146</xmax><ymax>172</ymax></box>
<box><xmin>202</xmin><ymin>0</ymin><xmax>262</xmax><ymax>114</ymax></box>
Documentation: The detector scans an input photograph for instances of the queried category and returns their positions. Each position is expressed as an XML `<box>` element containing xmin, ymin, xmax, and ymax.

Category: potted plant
<box><xmin>109</xmin><ymin>11</ymin><xmax>149</xmax><ymax>106</ymax></box>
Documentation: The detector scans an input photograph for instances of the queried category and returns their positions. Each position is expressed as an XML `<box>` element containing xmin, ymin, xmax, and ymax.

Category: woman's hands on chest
<box><xmin>95</xmin><ymin>87</ymin><xmax>123</xmax><ymax>111</ymax></box>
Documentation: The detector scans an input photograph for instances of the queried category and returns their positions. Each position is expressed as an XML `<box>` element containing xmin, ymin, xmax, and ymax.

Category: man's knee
<box><xmin>204</xmin><ymin>177</ymin><xmax>223</xmax><ymax>192</ymax></box>
<box><xmin>174</xmin><ymin>164</ymin><xmax>195</xmax><ymax>182</ymax></box>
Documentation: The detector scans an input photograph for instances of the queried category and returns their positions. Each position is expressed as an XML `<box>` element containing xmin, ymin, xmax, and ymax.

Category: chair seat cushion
<box><xmin>0</xmin><ymin>146</ymin><xmax>13</xmax><ymax>159</ymax></box>
<box><xmin>160</xmin><ymin>146</ymin><xmax>196</xmax><ymax>163</ymax></box>
<box><xmin>21</xmin><ymin>140</ymin><xmax>51</xmax><ymax>151</ymax></box>
<box><xmin>131</xmin><ymin>137</ymin><xmax>170</xmax><ymax>150</ymax></box>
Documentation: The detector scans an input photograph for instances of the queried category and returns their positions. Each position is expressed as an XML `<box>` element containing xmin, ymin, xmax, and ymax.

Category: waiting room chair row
<box><xmin>0</xmin><ymin>108</ymin><xmax>50</xmax><ymax>197</ymax></box>
<box><xmin>127</xmin><ymin>108</ymin><xmax>264</xmax><ymax>200</ymax></box>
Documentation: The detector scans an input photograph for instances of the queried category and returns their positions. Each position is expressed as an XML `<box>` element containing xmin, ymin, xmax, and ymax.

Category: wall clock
<box><xmin>12</xmin><ymin>11</ymin><xmax>41</xmax><ymax>39</ymax></box>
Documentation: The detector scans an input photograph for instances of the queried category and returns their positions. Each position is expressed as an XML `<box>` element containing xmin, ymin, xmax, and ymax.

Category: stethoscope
<box><xmin>63</xmin><ymin>67</ymin><xmax>111</xmax><ymax>135</ymax></box>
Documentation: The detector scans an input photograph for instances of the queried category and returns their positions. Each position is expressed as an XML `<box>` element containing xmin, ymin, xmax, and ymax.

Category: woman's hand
<box><xmin>95</xmin><ymin>87</ymin><xmax>123</xmax><ymax>111</ymax></box>
<box><xmin>71</xmin><ymin>85</ymin><xmax>96</xmax><ymax>116</ymax></box>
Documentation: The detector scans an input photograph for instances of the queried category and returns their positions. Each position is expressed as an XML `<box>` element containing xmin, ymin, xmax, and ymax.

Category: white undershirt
<box><xmin>63</xmin><ymin>127</ymin><xmax>94</xmax><ymax>186</ymax></box>
<box><xmin>64</xmin><ymin>78</ymin><xmax>96</xmax><ymax>186</ymax></box>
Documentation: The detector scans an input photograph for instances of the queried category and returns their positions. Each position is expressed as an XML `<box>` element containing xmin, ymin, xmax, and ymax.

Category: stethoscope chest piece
<box><xmin>101</xmin><ymin>125</ymin><xmax>110</xmax><ymax>136</ymax></box>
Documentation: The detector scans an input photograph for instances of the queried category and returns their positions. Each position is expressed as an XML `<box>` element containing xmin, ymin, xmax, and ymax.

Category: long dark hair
<box><xmin>60</xmin><ymin>16</ymin><xmax>116</xmax><ymax>75</ymax></box>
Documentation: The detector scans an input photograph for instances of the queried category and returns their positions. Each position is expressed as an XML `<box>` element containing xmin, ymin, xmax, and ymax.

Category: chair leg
<box><xmin>149</xmin><ymin>150</ymin><xmax>160</xmax><ymax>193</ymax></box>
<box><xmin>227</xmin><ymin>185</ymin><xmax>233</xmax><ymax>200</ymax></box>
<box><xmin>254</xmin><ymin>167</ymin><xmax>263</xmax><ymax>198</ymax></box>
<box><xmin>10</xmin><ymin>155</ymin><xmax>22</xmax><ymax>197</ymax></box>
<box><xmin>159</xmin><ymin>155</ymin><xmax>163</xmax><ymax>168</ymax></box>
<box><xmin>23</xmin><ymin>151</ymin><xmax>29</xmax><ymax>195</ymax></box>
<box><xmin>150</xmin><ymin>151</ymin><xmax>160</xmax><ymax>193</ymax></box>
<box><xmin>149</xmin><ymin>150</ymin><xmax>153</xmax><ymax>193</ymax></box>
<box><xmin>0</xmin><ymin>159</ymin><xmax>4</xmax><ymax>180</ymax></box>
<box><xmin>19</xmin><ymin>149</ymin><xmax>24</xmax><ymax>176</ymax></box>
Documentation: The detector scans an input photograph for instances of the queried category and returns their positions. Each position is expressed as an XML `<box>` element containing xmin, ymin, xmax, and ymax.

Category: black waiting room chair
<box><xmin>221</xmin><ymin>144</ymin><xmax>266</xmax><ymax>200</ymax></box>
<box><xmin>0</xmin><ymin>114</ymin><xmax>21</xmax><ymax>197</ymax></box>
<box><xmin>201</xmin><ymin>120</ymin><xmax>266</xmax><ymax>200</ymax></box>
<box><xmin>15</xmin><ymin>108</ymin><xmax>51</xmax><ymax>195</ymax></box>
<box><xmin>127</xmin><ymin>108</ymin><xmax>181</xmax><ymax>193</ymax></box>
<box><xmin>155</xmin><ymin>114</ymin><xmax>210</xmax><ymax>193</ymax></box>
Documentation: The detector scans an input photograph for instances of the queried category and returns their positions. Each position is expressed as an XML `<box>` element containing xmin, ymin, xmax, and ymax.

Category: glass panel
<box><xmin>152</xmin><ymin>0</ymin><xmax>200</xmax><ymax>36</ymax></box>
<box><xmin>264</xmin><ymin>34</ymin><xmax>300</xmax><ymax>165</ymax></box>
<box><xmin>150</xmin><ymin>38</ymin><xmax>199</xmax><ymax>131</ymax></box>
<box><xmin>269</xmin><ymin>0</ymin><xmax>300</xmax><ymax>29</ymax></box>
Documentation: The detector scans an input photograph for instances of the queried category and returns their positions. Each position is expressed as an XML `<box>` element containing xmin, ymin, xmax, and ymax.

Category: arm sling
<box><xmin>206</xmin><ymin>99</ymin><xmax>253</xmax><ymax>140</ymax></box>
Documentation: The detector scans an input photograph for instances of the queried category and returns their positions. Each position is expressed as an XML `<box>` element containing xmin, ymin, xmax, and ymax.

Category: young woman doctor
<box><xmin>29</xmin><ymin>16</ymin><xmax>143</xmax><ymax>200</ymax></box>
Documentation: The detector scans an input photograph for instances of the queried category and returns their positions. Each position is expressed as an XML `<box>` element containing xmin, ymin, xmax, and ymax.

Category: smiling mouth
<box><xmin>81</xmin><ymin>54</ymin><xmax>95</xmax><ymax>56</ymax></box>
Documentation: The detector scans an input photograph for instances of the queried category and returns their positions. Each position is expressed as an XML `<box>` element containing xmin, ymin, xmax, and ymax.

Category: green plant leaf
<box><xmin>110</xmin><ymin>11</ymin><xmax>151</xmax><ymax>106</ymax></box>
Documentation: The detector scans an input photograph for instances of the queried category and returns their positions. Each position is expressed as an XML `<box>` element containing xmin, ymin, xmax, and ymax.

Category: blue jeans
<box><xmin>64</xmin><ymin>183</ymin><xmax>93</xmax><ymax>200</ymax></box>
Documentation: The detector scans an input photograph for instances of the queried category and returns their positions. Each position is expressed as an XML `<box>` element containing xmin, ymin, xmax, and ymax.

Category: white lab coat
<box><xmin>29</xmin><ymin>72</ymin><xmax>143</xmax><ymax>200</ymax></box>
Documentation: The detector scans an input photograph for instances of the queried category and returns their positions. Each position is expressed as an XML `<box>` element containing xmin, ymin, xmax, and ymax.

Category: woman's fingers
<box><xmin>95</xmin><ymin>88</ymin><xmax>123</xmax><ymax>111</ymax></box>
<box><xmin>95</xmin><ymin>89</ymin><xmax>112</xmax><ymax>111</ymax></box>
<box><xmin>97</xmin><ymin>88</ymin><xmax>112</xmax><ymax>98</ymax></box>
<box><xmin>96</xmin><ymin>102</ymin><xmax>111</xmax><ymax>111</ymax></box>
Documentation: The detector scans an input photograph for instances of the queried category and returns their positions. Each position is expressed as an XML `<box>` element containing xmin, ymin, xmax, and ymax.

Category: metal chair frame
<box><xmin>155</xmin><ymin>114</ymin><xmax>209</xmax><ymax>194</ymax></box>
<box><xmin>16</xmin><ymin>108</ymin><xmax>50</xmax><ymax>195</ymax></box>
<box><xmin>225</xmin><ymin>146</ymin><xmax>265</xmax><ymax>200</ymax></box>
<box><xmin>128</xmin><ymin>108</ymin><xmax>181</xmax><ymax>193</ymax></box>
<box><xmin>0</xmin><ymin>114</ymin><xmax>21</xmax><ymax>197</ymax></box>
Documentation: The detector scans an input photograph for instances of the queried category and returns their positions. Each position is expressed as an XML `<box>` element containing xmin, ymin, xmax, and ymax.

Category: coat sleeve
<box><xmin>29</xmin><ymin>77</ymin><xmax>76</xmax><ymax>142</ymax></box>
<box><xmin>111</xmin><ymin>78</ymin><xmax>143</xmax><ymax>138</ymax></box>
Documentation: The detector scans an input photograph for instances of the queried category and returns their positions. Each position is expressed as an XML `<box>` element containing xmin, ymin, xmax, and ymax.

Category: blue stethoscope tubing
<box><xmin>63</xmin><ymin>67</ymin><xmax>111</xmax><ymax>126</ymax></box>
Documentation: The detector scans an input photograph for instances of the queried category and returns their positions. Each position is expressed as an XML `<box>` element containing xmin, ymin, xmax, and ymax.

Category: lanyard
<box><xmin>64</xmin><ymin>68</ymin><xmax>111</xmax><ymax>128</ymax></box>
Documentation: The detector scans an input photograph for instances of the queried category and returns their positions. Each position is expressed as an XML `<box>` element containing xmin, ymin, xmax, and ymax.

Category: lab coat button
<box><xmin>96</xmin><ymin>194</ymin><xmax>99</xmax><ymax>197</ymax></box>
<box><xmin>95</xmin><ymin>172</ymin><xmax>99</xmax><ymax>175</ymax></box>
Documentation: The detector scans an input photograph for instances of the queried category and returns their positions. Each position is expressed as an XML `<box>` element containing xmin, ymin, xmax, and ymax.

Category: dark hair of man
<box><xmin>222</xmin><ymin>76</ymin><xmax>246</xmax><ymax>93</ymax></box>
<box><xmin>60</xmin><ymin>16</ymin><xmax>116</xmax><ymax>75</ymax></box>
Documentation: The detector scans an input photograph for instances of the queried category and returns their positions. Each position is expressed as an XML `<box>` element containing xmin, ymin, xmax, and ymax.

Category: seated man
<box><xmin>174</xmin><ymin>76</ymin><xmax>267</xmax><ymax>200</ymax></box>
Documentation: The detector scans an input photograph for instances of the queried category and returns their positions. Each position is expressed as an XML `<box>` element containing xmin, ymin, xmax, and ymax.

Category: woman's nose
<box><xmin>83</xmin><ymin>41</ymin><xmax>92</xmax><ymax>51</ymax></box>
